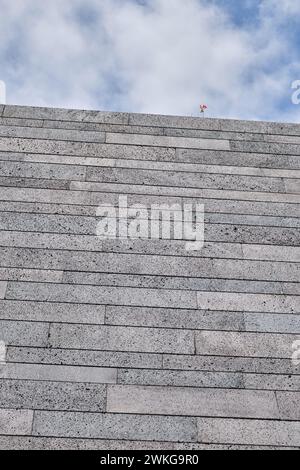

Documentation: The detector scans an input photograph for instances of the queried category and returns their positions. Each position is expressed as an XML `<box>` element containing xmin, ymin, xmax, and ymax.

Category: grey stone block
<box><xmin>0</xmin><ymin>409</ymin><xmax>33</xmax><ymax>436</ymax></box>
<box><xmin>118</xmin><ymin>369</ymin><xmax>243</xmax><ymax>389</ymax></box>
<box><xmin>197</xmin><ymin>292</ymin><xmax>300</xmax><ymax>314</ymax></box>
<box><xmin>0</xmin><ymin>268</ymin><xmax>63</xmax><ymax>283</ymax></box>
<box><xmin>164</xmin><ymin>127</ymin><xmax>265</xmax><ymax>142</ymax></box>
<box><xmin>0</xmin><ymin>380</ymin><xmax>107</xmax><ymax>412</ymax></box>
<box><xmin>208</xmin><ymin>213</ymin><xmax>300</xmax><ymax>229</ymax></box>
<box><xmin>23</xmin><ymin>153</ymin><xmax>116</xmax><ymax>167</ymax></box>
<box><xmin>244</xmin><ymin>313</ymin><xmax>300</xmax><ymax>334</ymax></box>
<box><xmin>163</xmin><ymin>354</ymin><xmax>300</xmax><ymax>375</ymax></box>
<box><xmin>0</xmin><ymin>300</ymin><xmax>105</xmax><ymax>324</ymax></box>
<box><xmin>48</xmin><ymin>324</ymin><xmax>195</xmax><ymax>355</ymax></box>
<box><xmin>32</xmin><ymin>411</ymin><xmax>198</xmax><ymax>442</ymax></box>
<box><xmin>0</xmin><ymin>176</ymin><xmax>70</xmax><ymax>190</ymax></box>
<box><xmin>195</xmin><ymin>331</ymin><xmax>298</xmax><ymax>358</ymax></box>
<box><xmin>0</xmin><ymin>281</ymin><xmax>7</xmax><ymax>299</ymax></box>
<box><xmin>0</xmin><ymin>125</ymin><xmax>106</xmax><ymax>143</ymax></box>
<box><xmin>0</xmin><ymin>200</ymin><xmax>96</xmax><ymax>217</ymax></box>
<box><xmin>0</xmin><ymin>117</ymin><xmax>44</xmax><ymax>128</ymax></box>
<box><xmin>0</xmin><ymin>320</ymin><xmax>49</xmax><ymax>347</ymax></box>
<box><xmin>105</xmin><ymin>306</ymin><xmax>245</xmax><ymax>331</ymax></box>
<box><xmin>285</xmin><ymin>179</ymin><xmax>300</xmax><ymax>195</ymax></box>
<box><xmin>3</xmin><ymin>105</ymin><xmax>130</xmax><ymax>125</ymax></box>
<box><xmin>242</xmin><ymin>244</ymin><xmax>300</xmax><ymax>262</ymax></box>
<box><xmin>106</xmin><ymin>132</ymin><xmax>230</xmax><ymax>151</ymax></box>
<box><xmin>42</xmin><ymin>120</ymin><xmax>165</xmax><ymax>136</ymax></box>
<box><xmin>177</xmin><ymin>148</ymin><xmax>300</xmax><ymax>170</ymax></box>
<box><xmin>264</xmin><ymin>134</ymin><xmax>300</xmax><ymax>144</ymax></box>
<box><xmin>184</xmin><ymin>198</ymin><xmax>300</xmax><ymax>218</ymax></box>
<box><xmin>0</xmin><ymin>187</ymin><xmax>92</xmax><ymax>205</ymax></box>
<box><xmin>231</xmin><ymin>140</ymin><xmax>300</xmax><ymax>156</ymax></box>
<box><xmin>0</xmin><ymin>161</ymin><xmax>86</xmax><ymax>181</ymax></box>
<box><xmin>0</xmin><ymin>363</ymin><xmax>116</xmax><ymax>384</ymax></box>
<box><xmin>0</xmin><ymin>212</ymin><xmax>98</xmax><ymax>235</ymax></box>
<box><xmin>276</xmin><ymin>392</ymin><xmax>300</xmax><ymax>420</ymax></box>
<box><xmin>106</xmin><ymin>385</ymin><xmax>279</xmax><ymax>419</ymax></box>
<box><xmin>244</xmin><ymin>374</ymin><xmax>300</xmax><ymax>392</ymax></box>
<box><xmin>197</xmin><ymin>418</ymin><xmax>300</xmax><ymax>446</ymax></box>
<box><xmin>6</xmin><ymin>347</ymin><xmax>163</xmax><ymax>370</ymax></box>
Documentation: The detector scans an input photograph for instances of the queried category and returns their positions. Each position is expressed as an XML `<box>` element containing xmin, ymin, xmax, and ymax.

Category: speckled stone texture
<box><xmin>0</xmin><ymin>105</ymin><xmax>299</xmax><ymax>450</ymax></box>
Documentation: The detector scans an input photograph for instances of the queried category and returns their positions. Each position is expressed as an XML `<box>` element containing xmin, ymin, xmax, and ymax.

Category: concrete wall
<box><xmin>0</xmin><ymin>105</ymin><xmax>299</xmax><ymax>449</ymax></box>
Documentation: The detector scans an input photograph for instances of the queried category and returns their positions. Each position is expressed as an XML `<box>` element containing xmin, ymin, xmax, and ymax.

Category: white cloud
<box><xmin>0</xmin><ymin>0</ymin><xmax>299</xmax><ymax>121</ymax></box>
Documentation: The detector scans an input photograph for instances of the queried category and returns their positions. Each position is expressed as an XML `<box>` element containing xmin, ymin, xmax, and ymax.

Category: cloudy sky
<box><xmin>0</xmin><ymin>0</ymin><xmax>300</xmax><ymax>122</ymax></box>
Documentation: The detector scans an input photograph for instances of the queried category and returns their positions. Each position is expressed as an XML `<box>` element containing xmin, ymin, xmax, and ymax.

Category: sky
<box><xmin>0</xmin><ymin>0</ymin><xmax>300</xmax><ymax>122</ymax></box>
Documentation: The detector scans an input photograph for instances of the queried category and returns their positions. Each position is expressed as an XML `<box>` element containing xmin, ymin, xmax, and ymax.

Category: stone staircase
<box><xmin>0</xmin><ymin>105</ymin><xmax>299</xmax><ymax>449</ymax></box>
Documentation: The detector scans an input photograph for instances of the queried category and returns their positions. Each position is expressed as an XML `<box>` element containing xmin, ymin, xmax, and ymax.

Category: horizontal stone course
<box><xmin>2</xmin><ymin>249</ymin><xmax>298</xmax><ymax>282</ymax></box>
<box><xmin>163</xmin><ymin>354</ymin><xmax>300</xmax><ymax>375</ymax></box>
<box><xmin>71</xmin><ymin>181</ymin><xmax>300</xmax><ymax>204</ymax></box>
<box><xmin>3</xmin><ymin>151</ymin><xmax>299</xmax><ymax>179</ymax></box>
<box><xmin>2</xmin><ymin>231</ymin><xmax>299</xmax><ymax>261</ymax></box>
<box><xmin>3</xmin><ymin>105</ymin><xmax>130</xmax><ymax>125</ymax></box>
<box><xmin>106</xmin><ymin>132</ymin><xmax>231</xmax><ymax>150</ymax></box>
<box><xmin>1</xmin><ymin>189</ymin><xmax>299</xmax><ymax>218</ymax></box>
<box><xmin>0</xmin><ymin>436</ymin><xmax>294</xmax><ymax>450</ymax></box>
<box><xmin>1</xmin><ymin>213</ymin><xmax>299</xmax><ymax>245</ymax></box>
<box><xmin>85</xmin><ymin>166</ymin><xmax>286</xmax><ymax>194</ymax></box>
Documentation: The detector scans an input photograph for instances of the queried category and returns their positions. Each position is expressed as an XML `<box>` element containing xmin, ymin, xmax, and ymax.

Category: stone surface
<box><xmin>32</xmin><ymin>411</ymin><xmax>198</xmax><ymax>442</ymax></box>
<box><xmin>0</xmin><ymin>281</ymin><xmax>7</xmax><ymax>299</ymax></box>
<box><xmin>0</xmin><ymin>105</ymin><xmax>299</xmax><ymax>449</ymax></box>
<box><xmin>0</xmin><ymin>409</ymin><xmax>33</xmax><ymax>436</ymax></box>
<box><xmin>0</xmin><ymin>300</ymin><xmax>105</xmax><ymax>324</ymax></box>
<box><xmin>197</xmin><ymin>418</ymin><xmax>300</xmax><ymax>447</ymax></box>
<box><xmin>195</xmin><ymin>331</ymin><xmax>298</xmax><ymax>358</ymax></box>
<box><xmin>106</xmin><ymin>385</ymin><xmax>279</xmax><ymax>419</ymax></box>
<box><xmin>0</xmin><ymin>380</ymin><xmax>107</xmax><ymax>412</ymax></box>
<box><xmin>0</xmin><ymin>363</ymin><xmax>117</xmax><ymax>384</ymax></box>
<box><xmin>48</xmin><ymin>324</ymin><xmax>195</xmax><ymax>355</ymax></box>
